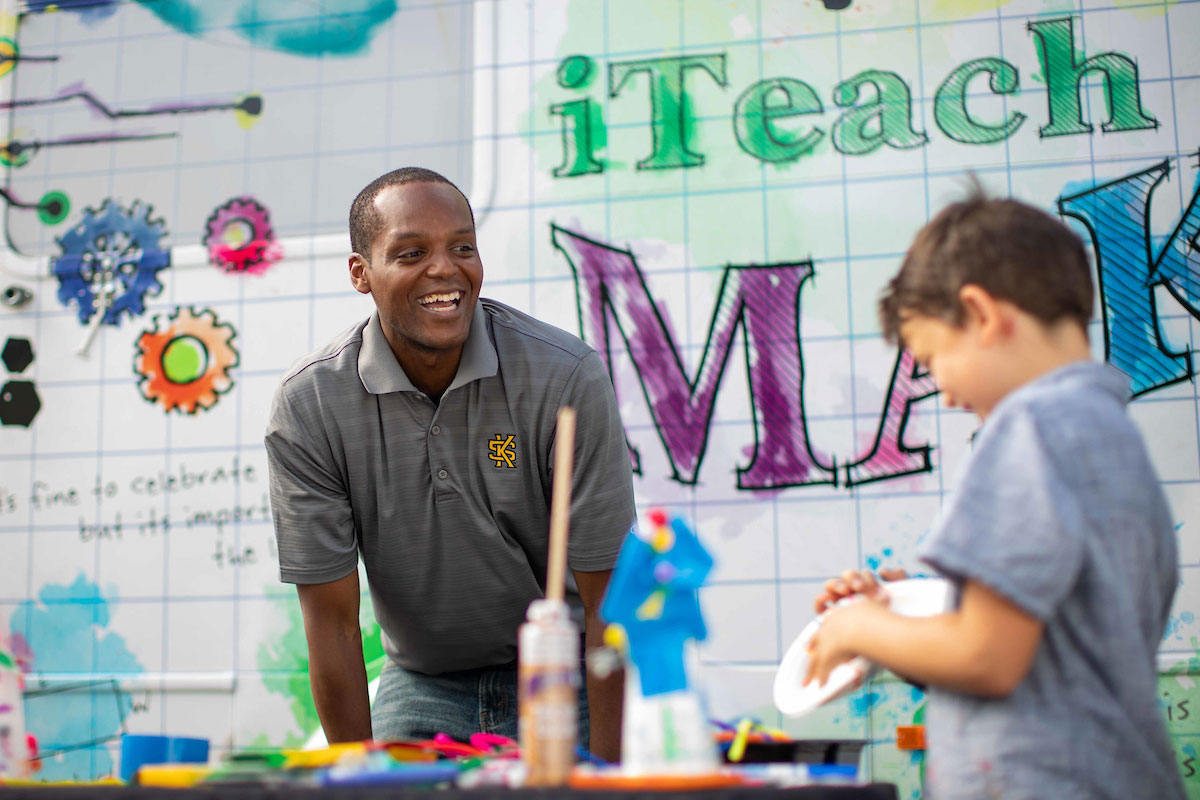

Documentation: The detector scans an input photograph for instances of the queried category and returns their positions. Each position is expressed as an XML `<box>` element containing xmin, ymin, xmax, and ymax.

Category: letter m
<box><xmin>551</xmin><ymin>225</ymin><xmax>835</xmax><ymax>489</ymax></box>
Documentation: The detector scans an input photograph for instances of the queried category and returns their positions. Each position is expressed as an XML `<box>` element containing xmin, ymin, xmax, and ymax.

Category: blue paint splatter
<box><xmin>133</xmin><ymin>0</ymin><xmax>397</xmax><ymax>57</ymax></box>
<box><xmin>849</xmin><ymin>689</ymin><xmax>883</xmax><ymax>715</ymax></box>
<box><xmin>24</xmin><ymin>0</ymin><xmax>119</xmax><ymax>24</ymax></box>
<box><xmin>10</xmin><ymin>574</ymin><xmax>142</xmax><ymax>781</ymax></box>
<box><xmin>1164</xmin><ymin>611</ymin><xmax>1196</xmax><ymax>640</ymax></box>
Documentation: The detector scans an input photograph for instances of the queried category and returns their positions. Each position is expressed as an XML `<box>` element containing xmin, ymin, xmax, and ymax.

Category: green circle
<box><xmin>557</xmin><ymin>55</ymin><xmax>593</xmax><ymax>89</ymax></box>
<box><xmin>162</xmin><ymin>335</ymin><xmax>208</xmax><ymax>384</ymax></box>
<box><xmin>38</xmin><ymin>190</ymin><xmax>70</xmax><ymax>225</ymax></box>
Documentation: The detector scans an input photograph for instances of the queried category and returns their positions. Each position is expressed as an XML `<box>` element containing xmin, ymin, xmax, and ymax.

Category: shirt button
<box><xmin>437</xmin><ymin>469</ymin><xmax>448</xmax><ymax>480</ymax></box>
<box><xmin>431</xmin><ymin>425</ymin><xmax>441</xmax><ymax>435</ymax></box>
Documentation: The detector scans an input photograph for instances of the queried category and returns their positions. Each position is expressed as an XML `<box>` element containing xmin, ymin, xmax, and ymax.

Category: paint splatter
<box><xmin>132</xmin><ymin>0</ymin><xmax>397</xmax><ymax>57</ymax></box>
<box><xmin>9</xmin><ymin>574</ymin><xmax>142</xmax><ymax>781</ymax></box>
<box><xmin>24</xmin><ymin>0</ymin><xmax>119</xmax><ymax>24</ymax></box>
<box><xmin>256</xmin><ymin>589</ymin><xmax>384</xmax><ymax>746</ymax></box>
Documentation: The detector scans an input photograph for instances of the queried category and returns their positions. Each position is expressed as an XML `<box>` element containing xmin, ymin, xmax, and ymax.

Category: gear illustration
<box><xmin>134</xmin><ymin>306</ymin><xmax>238</xmax><ymax>414</ymax></box>
<box><xmin>203</xmin><ymin>196</ymin><xmax>280</xmax><ymax>274</ymax></box>
<box><xmin>53</xmin><ymin>199</ymin><xmax>171</xmax><ymax>325</ymax></box>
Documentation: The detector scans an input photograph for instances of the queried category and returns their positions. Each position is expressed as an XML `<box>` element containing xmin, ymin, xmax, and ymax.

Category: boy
<box><xmin>804</xmin><ymin>190</ymin><xmax>1184</xmax><ymax>799</ymax></box>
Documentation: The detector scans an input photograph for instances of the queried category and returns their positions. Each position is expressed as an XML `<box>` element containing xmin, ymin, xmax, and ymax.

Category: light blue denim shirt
<box><xmin>919</xmin><ymin>361</ymin><xmax>1183</xmax><ymax>800</ymax></box>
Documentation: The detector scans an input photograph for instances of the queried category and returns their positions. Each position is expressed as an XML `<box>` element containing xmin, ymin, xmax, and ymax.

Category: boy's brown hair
<box><xmin>878</xmin><ymin>185</ymin><xmax>1093</xmax><ymax>344</ymax></box>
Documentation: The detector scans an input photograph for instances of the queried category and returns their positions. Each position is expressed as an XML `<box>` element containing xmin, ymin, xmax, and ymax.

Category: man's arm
<box><xmin>805</xmin><ymin>579</ymin><xmax>1043</xmax><ymax>697</ymax></box>
<box><xmin>574</xmin><ymin>569</ymin><xmax>623</xmax><ymax>762</ymax></box>
<box><xmin>296</xmin><ymin>571</ymin><xmax>372</xmax><ymax>742</ymax></box>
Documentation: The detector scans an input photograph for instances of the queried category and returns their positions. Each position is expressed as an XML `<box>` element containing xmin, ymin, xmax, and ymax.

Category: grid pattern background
<box><xmin>0</xmin><ymin>0</ymin><xmax>1197</xmax><ymax>794</ymax></box>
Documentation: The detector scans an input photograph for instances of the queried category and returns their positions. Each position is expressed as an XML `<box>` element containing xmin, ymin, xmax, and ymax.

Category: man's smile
<box><xmin>418</xmin><ymin>290</ymin><xmax>464</xmax><ymax>312</ymax></box>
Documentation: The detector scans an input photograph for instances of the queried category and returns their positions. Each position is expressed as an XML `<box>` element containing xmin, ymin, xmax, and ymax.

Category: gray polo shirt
<box><xmin>265</xmin><ymin>299</ymin><xmax>636</xmax><ymax>674</ymax></box>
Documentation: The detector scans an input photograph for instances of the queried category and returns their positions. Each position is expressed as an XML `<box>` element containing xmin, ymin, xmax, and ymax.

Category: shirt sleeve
<box><xmin>919</xmin><ymin>406</ymin><xmax>1086</xmax><ymax>621</ymax></box>
<box><xmin>264</xmin><ymin>382</ymin><xmax>360</xmax><ymax>584</ymax></box>
<box><xmin>556</xmin><ymin>349</ymin><xmax>636</xmax><ymax>572</ymax></box>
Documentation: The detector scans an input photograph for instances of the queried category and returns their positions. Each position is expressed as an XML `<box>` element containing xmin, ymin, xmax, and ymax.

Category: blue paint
<box><xmin>133</xmin><ymin>0</ymin><xmax>397</xmax><ymax>57</ymax></box>
<box><xmin>1059</xmin><ymin>163</ymin><xmax>1199</xmax><ymax>396</ymax></box>
<box><xmin>866</xmin><ymin>555</ymin><xmax>882</xmax><ymax>570</ymax></box>
<box><xmin>10</xmin><ymin>574</ymin><xmax>143</xmax><ymax>781</ymax></box>
<box><xmin>25</xmin><ymin>0</ymin><xmax>119</xmax><ymax>23</ymax></box>
<box><xmin>1164</xmin><ymin>610</ymin><xmax>1196</xmax><ymax>640</ymax></box>
<box><xmin>849</xmin><ymin>689</ymin><xmax>883</xmax><ymax>715</ymax></box>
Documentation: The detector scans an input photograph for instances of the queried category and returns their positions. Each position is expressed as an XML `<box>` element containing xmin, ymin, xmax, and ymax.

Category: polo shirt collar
<box><xmin>358</xmin><ymin>304</ymin><xmax>498</xmax><ymax>395</ymax></box>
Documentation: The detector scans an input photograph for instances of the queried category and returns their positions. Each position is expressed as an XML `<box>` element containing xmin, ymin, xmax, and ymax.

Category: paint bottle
<box><xmin>518</xmin><ymin>598</ymin><xmax>578</xmax><ymax>786</ymax></box>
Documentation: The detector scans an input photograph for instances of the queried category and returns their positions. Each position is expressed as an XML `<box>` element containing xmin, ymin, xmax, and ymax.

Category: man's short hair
<box><xmin>348</xmin><ymin>167</ymin><xmax>474</xmax><ymax>259</ymax></box>
<box><xmin>878</xmin><ymin>184</ymin><xmax>1093</xmax><ymax>344</ymax></box>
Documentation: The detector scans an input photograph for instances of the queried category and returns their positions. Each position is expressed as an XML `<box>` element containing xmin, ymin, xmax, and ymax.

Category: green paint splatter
<box><xmin>256</xmin><ymin>586</ymin><xmax>384</xmax><ymax>746</ymax></box>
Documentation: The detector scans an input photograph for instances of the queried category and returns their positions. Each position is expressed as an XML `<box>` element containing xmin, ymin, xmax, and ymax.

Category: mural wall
<box><xmin>0</xmin><ymin>1</ymin><xmax>1197</xmax><ymax>797</ymax></box>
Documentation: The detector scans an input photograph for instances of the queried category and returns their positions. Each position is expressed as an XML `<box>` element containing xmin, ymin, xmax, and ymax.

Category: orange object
<box><xmin>896</xmin><ymin>725</ymin><xmax>925</xmax><ymax>751</ymax></box>
<box><xmin>569</xmin><ymin>769</ymin><xmax>747</xmax><ymax>790</ymax></box>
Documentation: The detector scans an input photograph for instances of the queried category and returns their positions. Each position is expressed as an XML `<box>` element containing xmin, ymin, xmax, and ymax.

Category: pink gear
<box><xmin>203</xmin><ymin>196</ymin><xmax>281</xmax><ymax>274</ymax></box>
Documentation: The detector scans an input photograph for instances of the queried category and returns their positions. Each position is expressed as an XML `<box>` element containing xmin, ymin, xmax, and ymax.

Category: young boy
<box><xmin>804</xmin><ymin>191</ymin><xmax>1184</xmax><ymax>799</ymax></box>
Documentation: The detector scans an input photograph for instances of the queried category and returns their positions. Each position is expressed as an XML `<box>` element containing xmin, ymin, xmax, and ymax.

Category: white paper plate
<box><xmin>773</xmin><ymin>578</ymin><xmax>953</xmax><ymax>718</ymax></box>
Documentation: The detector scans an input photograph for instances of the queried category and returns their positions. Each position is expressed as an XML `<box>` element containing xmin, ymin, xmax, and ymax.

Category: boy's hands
<box><xmin>803</xmin><ymin>568</ymin><xmax>906</xmax><ymax>687</ymax></box>
<box><xmin>802</xmin><ymin>598</ymin><xmax>885</xmax><ymax>686</ymax></box>
<box><xmin>813</xmin><ymin>568</ymin><xmax>907</xmax><ymax>613</ymax></box>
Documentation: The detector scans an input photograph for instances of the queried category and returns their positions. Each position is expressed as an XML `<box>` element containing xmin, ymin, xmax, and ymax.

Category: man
<box><xmin>264</xmin><ymin>167</ymin><xmax>634</xmax><ymax>760</ymax></box>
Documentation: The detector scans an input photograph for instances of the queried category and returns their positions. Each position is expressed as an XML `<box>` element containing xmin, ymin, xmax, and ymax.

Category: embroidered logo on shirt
<box><xmin>488</xmin><ymin>434</ymin><xmax>517</xmax><ymax>468</ymax></box>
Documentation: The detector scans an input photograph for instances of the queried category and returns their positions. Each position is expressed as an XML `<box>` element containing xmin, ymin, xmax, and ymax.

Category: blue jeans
<box><xmin>371</xmin><ymin>657</ymin><xmax>590</xmax><ymax>751</ymax></box>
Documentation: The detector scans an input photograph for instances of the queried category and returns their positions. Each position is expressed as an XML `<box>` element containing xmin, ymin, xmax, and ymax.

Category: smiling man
<box><xmin>264</xmin><ymin>168</ymin><xmax>634</xmax><ymax>759</ymax></box>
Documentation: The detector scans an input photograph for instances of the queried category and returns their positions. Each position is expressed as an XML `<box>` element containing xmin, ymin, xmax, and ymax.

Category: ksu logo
<box><xmin>488</xmin><ymin>434</ymin><xmax>516</xmax><ymax>468</ymax></box>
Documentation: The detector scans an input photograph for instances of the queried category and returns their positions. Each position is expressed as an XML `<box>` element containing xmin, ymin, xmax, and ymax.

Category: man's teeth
<box><xmin>420</xmin><ymin>292</ymin><xmax>462</xmax><ymax>306</ymax></box>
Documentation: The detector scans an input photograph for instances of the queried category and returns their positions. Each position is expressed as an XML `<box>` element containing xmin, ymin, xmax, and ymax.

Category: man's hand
<box><xmin>813</xmin><ymin>568</ymin><xmax>908</xmax><ymax>614</ymax></box>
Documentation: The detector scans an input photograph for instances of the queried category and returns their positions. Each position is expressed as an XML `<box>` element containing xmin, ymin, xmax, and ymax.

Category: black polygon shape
<box><xmin>1</xmin><ymin>337</ymin><xmax>33</xmax><ymax>373</ymax></box>
<box><xmin>0</xmin><ymin>380</ymin><xmax>40</xmax><ymax>427</ymax></box>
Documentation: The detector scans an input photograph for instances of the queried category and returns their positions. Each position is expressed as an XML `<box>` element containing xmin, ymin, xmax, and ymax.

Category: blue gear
<box><xmin>53</xmin><ymin>199</ymin><xmax>170</xmax><ymax>325</ymax></box>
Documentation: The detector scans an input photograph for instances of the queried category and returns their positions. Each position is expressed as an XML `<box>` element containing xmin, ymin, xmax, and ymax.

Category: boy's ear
<box><xmin>349</xmin><ymin>253</ymin><xmax>371</xmax><ymax>295</ymax></box>
<box><xmin>958</xmin><ymin>284</ymin><xmax>1009</xmax><ymax>345</ymax></box>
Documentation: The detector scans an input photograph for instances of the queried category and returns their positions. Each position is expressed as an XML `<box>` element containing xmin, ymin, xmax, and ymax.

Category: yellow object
<box><xmin>634</xmin><ymin>587</ymin><xmax>667</xmax><ymax>621</ymax></box>
<box><xmin>282</xmin><ymin>742</ymin><xmax>366</xmax><ymax>768</ymax></box>
<box><xmin>727</xmin><ymin>718</ymin><xmax>754</xmax><ymax>763</ymax></box>
<box><xmin>136</xmin><ymin>764</ymin><xmax>212</xmax><ymax>787</ymax></box>
<box><xmin>383</xmin><ymin>743</ymin><xmax>437</xmax><ymax>763</ymax></box>
<box><xmin>602</xmin><ymin>623</ymin><xmax>627</xmax><ymax>651</ymax></box>
<box><xmin>650</xmin><ymin>523</ymin><xmax>674</xmax><ymax>553</ymax></box>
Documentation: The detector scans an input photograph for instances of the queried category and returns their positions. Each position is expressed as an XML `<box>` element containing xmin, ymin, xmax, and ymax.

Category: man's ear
<box><xmin>349</xmin><ymin>253</ymin><xmax>371</xmax><ymax>295</ymax></box>
<box><xmin>958</xmin><ymin>284</ymin><xmax>1009</xmax><ymax>346</ymax></box>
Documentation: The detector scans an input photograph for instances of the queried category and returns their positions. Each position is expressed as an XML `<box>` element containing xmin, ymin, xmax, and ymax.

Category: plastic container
<box><xmin>518</xmin><ymin>598</ymin><xmax>579</xmax><ymax>786</ymax></box>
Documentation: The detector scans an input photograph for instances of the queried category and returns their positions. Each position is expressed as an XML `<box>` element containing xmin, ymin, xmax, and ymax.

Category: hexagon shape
<box><xmin>1</xmin><ymin>337</ymin><xmax>33</xmax><ymax>373</ymax></box>
<box><xmin>0</xmin><ymin>380</ymin><xmax>40</xmax><ymax>427</ymax></box>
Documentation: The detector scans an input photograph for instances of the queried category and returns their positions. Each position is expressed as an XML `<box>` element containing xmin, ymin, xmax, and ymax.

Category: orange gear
<box><xmin>135</xmin><ymin>307</ymin><xmax>238</xmax><ymax>413</ymax></box>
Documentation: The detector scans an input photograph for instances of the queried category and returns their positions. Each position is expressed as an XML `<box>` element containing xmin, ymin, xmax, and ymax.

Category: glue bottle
<box><xmin>518</xmin><ymin>598</ymin><xmax>579</xmax><ymax>786</ymax></box>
